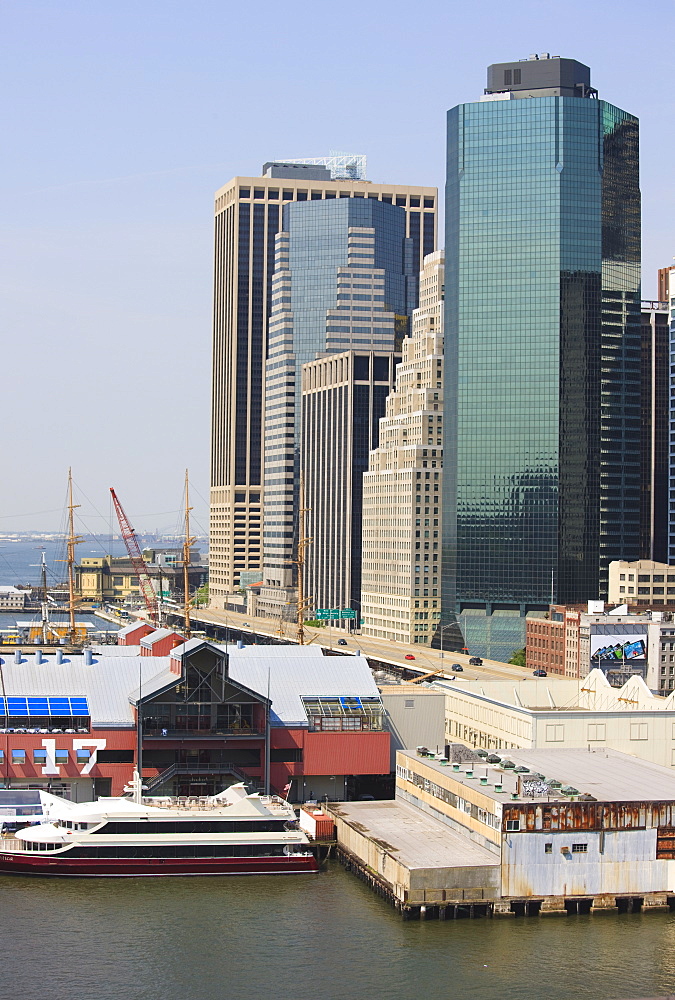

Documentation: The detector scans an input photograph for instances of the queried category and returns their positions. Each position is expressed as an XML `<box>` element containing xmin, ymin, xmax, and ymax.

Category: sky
<box><xmin>1</xmin><ymin>0</ymin><xmax>674</xmax><ymax>535</ymax></box>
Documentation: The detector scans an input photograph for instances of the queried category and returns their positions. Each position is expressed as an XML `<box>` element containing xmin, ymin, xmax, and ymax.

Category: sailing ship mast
<box><xmin>66</xmin><ymin>468</ymin><xmax>82</xmax><ymax>643</ymax></box>
<box><xmin>183</xmin><ymin>470</ymin><xmax>195</xmax><ymax>640</ymax></box>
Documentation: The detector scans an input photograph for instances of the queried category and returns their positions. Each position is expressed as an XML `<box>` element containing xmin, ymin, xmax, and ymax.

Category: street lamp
<box><xmin>440</xmin><ymin>623</ymin><xmax>455</xmax><ymax>659</ymax></box>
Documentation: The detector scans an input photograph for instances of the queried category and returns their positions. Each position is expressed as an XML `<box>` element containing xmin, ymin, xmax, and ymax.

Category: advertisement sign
<box><xmin>590</xmin><ymin>634</ymin><xmax>646</xmax><ymax>665</ymax></box>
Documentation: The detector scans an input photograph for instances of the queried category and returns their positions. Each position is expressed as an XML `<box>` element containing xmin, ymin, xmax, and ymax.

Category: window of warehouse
<box><xmin>545</xmin><ymin>725</ymin><xmax>564</xmax><ymax>742</ymax></box>
<box><xmin>630</xmin><ymin>723</ymin><xmax>648</xmax><ymax>740</ymax></box>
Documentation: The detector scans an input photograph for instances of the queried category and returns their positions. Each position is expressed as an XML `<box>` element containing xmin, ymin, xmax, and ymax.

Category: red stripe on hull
<box><xmin>0</xmin><ymin>853</ymin><xmax>318</xmax><ymax>877</ymax></box>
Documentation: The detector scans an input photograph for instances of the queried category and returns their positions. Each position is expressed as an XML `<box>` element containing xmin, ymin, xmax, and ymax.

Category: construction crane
<box><xmin>110</xmin><ymin>488</ymin><xmax>159</xmax><ymax>625</ymax></box>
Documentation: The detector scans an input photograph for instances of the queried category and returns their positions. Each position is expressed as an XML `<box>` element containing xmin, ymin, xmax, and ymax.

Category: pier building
<box><xmin>329</xmin><ymin>746</ymin><xmax>675</xmax><ymax>917</ymax></box>
<box><xmin>0</xmin><ymin>640</ymin><xmax>389</xmax><ymax>804</ymax></box>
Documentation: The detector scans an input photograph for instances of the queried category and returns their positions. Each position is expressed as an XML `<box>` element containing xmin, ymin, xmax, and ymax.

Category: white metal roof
<box><xmin>140</xmin><ymin>627</ymin><xmax>182</xmax><ymax>647</ymax></box>
<box><xmin>0</xmin><ymin>654</ymin><xmax>168</xmax><ymax>727</ymax></box>
<box><xmin>117</xmin><ymin>621</ymin><xmax>151</xmax><ymax>638</ymax></box>
<box><xmin>221</xmin><ymin>645</ymin><xmax>381</xmax><ymax>726</ymax></box>
<box><xmin>0</xmin><ymin>644</ymin><xmax>381</xmax><ymax>729</ymax></box>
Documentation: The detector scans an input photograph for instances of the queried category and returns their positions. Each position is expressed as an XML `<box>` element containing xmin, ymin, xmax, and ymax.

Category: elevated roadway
<box><xmin>172</xmin><ymin>606</ymin><xmax>532</xmax><ymax>684</ymax></box>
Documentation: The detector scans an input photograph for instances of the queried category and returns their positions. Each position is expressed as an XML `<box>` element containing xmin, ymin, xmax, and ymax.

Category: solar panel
<box><xmin>0</xmin><ymin>697</ymin><xmax>90</xmax><ymax>717</ymax></box>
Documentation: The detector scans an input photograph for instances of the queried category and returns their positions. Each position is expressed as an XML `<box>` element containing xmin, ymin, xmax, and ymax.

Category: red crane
<box><xmin>110</xmin><ymin>488</ymin><xmax>159</xmax><ymax>625</ymax></box>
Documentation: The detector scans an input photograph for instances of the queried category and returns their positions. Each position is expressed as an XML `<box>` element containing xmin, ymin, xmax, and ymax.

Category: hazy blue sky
<box><xmin>2</xmin><ymin>0</ymin><xmax>673</xmax><ymax>535</ymax></box>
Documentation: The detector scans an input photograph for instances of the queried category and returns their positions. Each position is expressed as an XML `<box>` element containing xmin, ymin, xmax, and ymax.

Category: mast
<box><xmin>183</xmin><ymin>470</ymin><xmax>195</xmax><ymax>640</ymax></box>
<box><xmin>40</xmin><ymin>551</ymin><xmax>49</xmax><ymax>645</ymax></box>
<box><xmin>66</xmin><ymin>469</ymin><xmax>82</xmax><ymax>643</ymax></box>
<box><xmin>294</xmin><ymin>472</ymin><xmax>312</xmax><ymax>646</ymax></box>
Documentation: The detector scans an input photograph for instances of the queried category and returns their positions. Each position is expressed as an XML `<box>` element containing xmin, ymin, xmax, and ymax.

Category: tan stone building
<box><xmin>608</xmin><ymin>559</ymin><xmax>675</xmax><ymax>607</ymax></box>
<box><xmin>361</xmin><ymin>250</ymin><xmax>444</xmax><ymax>644</ymax></box>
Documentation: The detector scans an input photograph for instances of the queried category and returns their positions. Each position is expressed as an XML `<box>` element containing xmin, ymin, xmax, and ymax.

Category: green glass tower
<box><xmin>442</xmin><ymin>56</ymin><xmax>641</xmax><ymax>650</ymax></box>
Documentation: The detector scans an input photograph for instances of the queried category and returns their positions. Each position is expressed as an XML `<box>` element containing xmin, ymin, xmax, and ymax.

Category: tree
<box><xmin>509</xmin><ymin>648</ymin><xmax>526</xmax><ymax>667</ymax></box>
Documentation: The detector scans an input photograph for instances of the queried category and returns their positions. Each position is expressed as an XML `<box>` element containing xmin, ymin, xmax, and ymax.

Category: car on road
<box><xmin>405</xmin><ymin>654</ymin><xmax>415</xmax><ymax>660</ymax></box>
<box><xmin>533</xmin><ymin>669</ymin><xmax>547</xmax><ymax>677</ymax></box>
<box><xmin>468</xmin><ymin>656</ymin><xmax>483</xmax><ymax>666</ymax></box>
<box><xmin>337</xmin><ymin>638</ymin><xmax>347</xmax><ymax>646</ymax></box>
<box><xmin>451</xmin><ymin>663</ymin><xmax>464</xmax><ymax>672</ymax></box>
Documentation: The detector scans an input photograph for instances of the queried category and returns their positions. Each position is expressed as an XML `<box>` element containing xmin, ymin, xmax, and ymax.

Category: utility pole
<box><xmin>294</xmin><ymin>473</ymin><xmax>312</xmax><ymax>646</ymax></box>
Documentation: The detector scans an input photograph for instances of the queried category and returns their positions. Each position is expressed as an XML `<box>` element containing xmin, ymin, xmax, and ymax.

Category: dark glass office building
<box><xmin>443</xmin><ymin>56</ymin><xmax>641</xmax><ymax>640</ymax></box>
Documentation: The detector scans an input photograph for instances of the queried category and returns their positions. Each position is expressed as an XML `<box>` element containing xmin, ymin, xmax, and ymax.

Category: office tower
<box><xmin>361</xmin><ymin>250</ymin><xmax>444</xmax><ymax>645</ymax></box>
<box><xmin>665</xmin><ymin>266</ymin><xmax>675</xmax><ymax>563</ymax></box>
<box><xmin>443</xmin><ymin>55</ymin><xmax>641</xmax><ymax>655</ymax></box>
<box><xmin>209</xmin><ymin>160</ymin><xmax>437</xmax><ymax>607</ymax></box>
<box><xmin>257</xmin><ymin>197</ymin><xmax>425</xmax><ymax>619</ymax></box>
<box><xmin>302</xmin><ymin>349</ymin><xmax>398</xmax><ymax>618</ymax></box>
<box><xmin>640</xmin><ymin>300</ymin><xmax>669</xmax><ymax>562</ymax></box>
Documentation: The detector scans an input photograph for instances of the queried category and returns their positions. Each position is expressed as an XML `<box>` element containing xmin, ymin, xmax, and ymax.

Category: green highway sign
<box><xmin>341</xmin><ymin>609</ymin><xmax>356</xmax><ymax>619</ymax></box>
<box><xmin>316</xmin><ymin>609</ymin><xmax>331</xmax><ymax>620</ymax></box>
<box><xmin>315</xmin><ymin>608</ymin><xmax>355</xmax><ymax>620</ymax></box>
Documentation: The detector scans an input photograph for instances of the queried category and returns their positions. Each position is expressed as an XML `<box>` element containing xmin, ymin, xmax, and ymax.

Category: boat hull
<box><xmin>0</xmin><ymin>852</ymin><xmax>318</xmax><ymax>877</ymax></box>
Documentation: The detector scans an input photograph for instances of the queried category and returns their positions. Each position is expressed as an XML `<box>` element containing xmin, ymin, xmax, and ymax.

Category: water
<box><xmin>1</xmin><ymin>863</ymin><xmax>673</xmax><ymax>999</ymax></box>
<box><xmin>0</xmin><ymin>536</ymin><xmax>129</xmax><ymax>588</ymax></box>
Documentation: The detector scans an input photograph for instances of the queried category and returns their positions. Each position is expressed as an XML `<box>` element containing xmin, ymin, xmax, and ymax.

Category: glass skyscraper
<box><xmin>258</xmin><ymin>198</ymin><xmax>417</xmax><ymax>618</ymax></box>
<box><xmin>442</xmin><ymin>56</ymin><xmax>641</xmax><ymax>646</ymax></box>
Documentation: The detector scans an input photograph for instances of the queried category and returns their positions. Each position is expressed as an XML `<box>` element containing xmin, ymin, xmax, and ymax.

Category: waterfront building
<box><xmin>361</xmin><ymin>250</ymin><xmax>444</xmax><ymax>645</ymax></box>
<box><xmin>117</xmin><ymin>620</ymin><xmax>155</xmax><ymax>645</ymax></box>
<box><xmin>440</xmin><ymin>667</ymin><xmax>675</xmax><ymax>757</ymax></box>
<box><xmin>209</xmin><ymin>161</ymin><xmax>437</xmax><ymax>606</ymax></box>
<box><xmin>257</xmin><ymin>197</ymin><xmax>421</xmax><ymax>620</ymax></box>
<box><xmin>0</xmin><ymin>638</ymin><xmax>389</xmax><ymax>803</ymax></box>
<box><xmin>443</xmin><ymin>55</ymin><xmax>641</xmax><ymax>656</ymax></box>
<box><xmin>329</xmin><ymin>744</ymin><xmax>675</xmax><ymax>914</ymax></box>
<box><xmin>378</xmin><ymin>684</ymin><xmax>446</xmax><ymax>769</ymax></box>
<box><xmin>640</xmin><ymin>301</ymin><xmax>669</xmax><ymax>561</ymax></box>
<box><xmin>75</xmin><ymin>550</ymin><xmax>206</xmax><ymax>605</ymax></box>
<box><xmin>0</xmin><ymin>586</ymin><xmax>30</xmax><ymax>611</ymax></box>
<box><xmin>392</xmin><ymin>747</ymin><xmax>675</xmax><ymax>909</ymax></box>
<box><xmin>301</xmin><ymin>350</ymin><xmax>398</xmax><ymax>619</ymax></box>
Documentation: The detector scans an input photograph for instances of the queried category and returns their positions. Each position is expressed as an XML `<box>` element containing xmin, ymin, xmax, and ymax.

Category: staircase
<box><xmin>144</xmin><ymin>763</ymin><xmax>258</xmax><ymax>794</ymax></box>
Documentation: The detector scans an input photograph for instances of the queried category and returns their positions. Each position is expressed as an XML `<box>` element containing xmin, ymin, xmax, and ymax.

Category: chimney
<box><xmin>84</xmin><ymin>649</ymin><xmax>93</xmax><ymax>666</ymax></box>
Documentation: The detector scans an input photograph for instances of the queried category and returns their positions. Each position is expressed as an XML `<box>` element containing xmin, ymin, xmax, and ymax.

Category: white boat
<box><xmin>0</xmin><ymin>781</ymin><xmax>317</xmax><ymax>877</ymax></box>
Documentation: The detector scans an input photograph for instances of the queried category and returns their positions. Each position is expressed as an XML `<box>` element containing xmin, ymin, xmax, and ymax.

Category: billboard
<box><xmin>590</xmin><ymin>634</ymin><xmax>646</xmax><ymax>666</ymax></box>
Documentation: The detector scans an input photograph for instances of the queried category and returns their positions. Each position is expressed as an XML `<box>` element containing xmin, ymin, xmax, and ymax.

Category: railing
<box><xmin>143</xmin><ymin>726</ymin><xmax>264</xmax><ymax>739</ymax></box>
<box><xmin>144</xmin><ymin>762</ymin><xmax>255</xmax><ymax>792</ymax></box>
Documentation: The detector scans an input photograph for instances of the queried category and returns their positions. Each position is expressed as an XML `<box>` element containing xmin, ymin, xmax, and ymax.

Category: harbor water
<box><xmin>1</xmin><ymin>861</ymin><xmax>673</xmax><ymax>999</ymax></box>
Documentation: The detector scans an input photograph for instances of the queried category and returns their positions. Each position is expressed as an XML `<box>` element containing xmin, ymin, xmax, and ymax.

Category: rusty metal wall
<box><xmin>502</xmin><ymin>801</ymin><xmax>675</xmax><ymax>833</ymax></box>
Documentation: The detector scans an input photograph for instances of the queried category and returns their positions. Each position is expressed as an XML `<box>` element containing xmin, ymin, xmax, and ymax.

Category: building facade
<box><xmin>395</xmin><ymin>747</ymin><xmax>675</xmax><ymax>908</ymax></box>
<box><xmin>75</xmin><ymin>551</ymin><xmax>206</xmax><ymax>605</ymax></box>
<box><xmin>664</xmin><ymin>266</ymin><xmax>675</xmax><ymax>565</ymax></box>
<box><xmin>360</xmin><ymin>251</ymin><xmax>444</xmax><ymax>644</ymax></box>
<box><xmin>0</xmin><ymin>640</ymin><xmax>389</xmax><ymax>804</ymax></box>
<box><xmin>258</xmin><ymin>197</ymin><xmax>419</xmax><ymax>619</ymax></box>
<box><xmin>608</xmin><ymin>559</ymin><xmax>675</xmax><ymax>608</ymax></box>
<box><xmin>440</xmin><ymin>669</ymin><xmax>675</xmax><ymax>762</ymax></box>
<box><xmin>443</xmin><ymin>55</ymin><xmax>641</xmax><ymax>652</ymax></box>
<box><xmin>302</xmin><ymin>350</ymin><xmax>397</xmax><ymax>618</ymax></box>
<box><xmin>209</xmin><ymin>161</ymin><xmax>437</xmax><ymax>605</ymax></box>
<box><xmin>640</xmin><ymin>301</ymin><xmax>669</xmax><ymax>562</ymax></box>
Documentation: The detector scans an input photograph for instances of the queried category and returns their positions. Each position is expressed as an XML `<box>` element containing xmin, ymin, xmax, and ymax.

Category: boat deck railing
<box><xmin>141</xmin><ymin>794</ymin><xmax>291</xmax><ymax>813</ymax></box>
<box><xmin>0</xmin><ymin>839</ymin><xmax>25</xmax><ymax>852</ymax></box>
